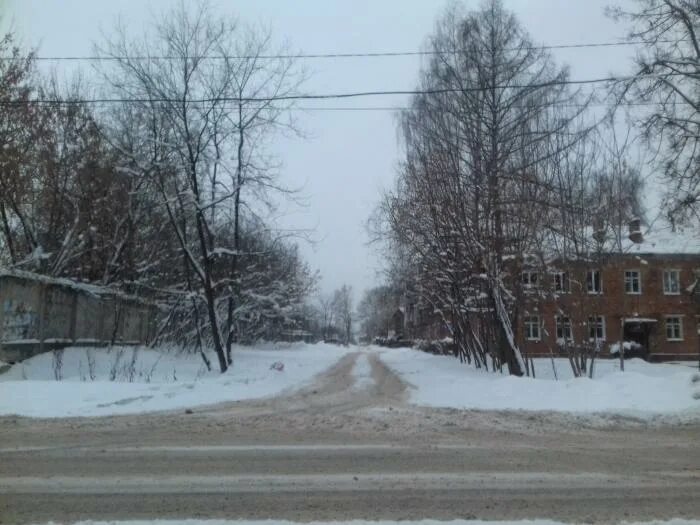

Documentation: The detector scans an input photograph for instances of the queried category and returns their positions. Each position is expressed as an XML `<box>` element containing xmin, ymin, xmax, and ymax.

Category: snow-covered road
<box><xmin>2</xmin><ymin>346</ymin><xmax>700</xmax><ymax>523</ymax></box>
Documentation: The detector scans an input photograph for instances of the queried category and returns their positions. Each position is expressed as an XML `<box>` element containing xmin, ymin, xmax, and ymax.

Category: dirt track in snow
<box><xmin>1</xmin><ymin>348</ymin><xmax>699</xmax><ymax>523</ymax></box>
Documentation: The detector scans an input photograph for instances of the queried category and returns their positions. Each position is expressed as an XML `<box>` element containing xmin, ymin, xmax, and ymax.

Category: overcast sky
<box><xmin>4</xmin><ymin>0</ymin><xmax>639</xmax><ymax>298</ymax></box>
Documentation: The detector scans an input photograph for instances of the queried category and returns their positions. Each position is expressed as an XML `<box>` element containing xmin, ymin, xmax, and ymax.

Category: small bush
<box><xmin>52</xmin><ymin>349</ymin><xmax>64</xmax><ymax>381</ymax></box>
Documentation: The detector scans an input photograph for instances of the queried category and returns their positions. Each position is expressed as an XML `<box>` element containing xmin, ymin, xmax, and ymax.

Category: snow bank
<box><xmin>379</xmin><ymin>347</ymin><xmax>700</xmax><ymax>420</ymax></box>
<box><xmin>0</xmin><ymin>343</ymin><xmax>350</xmax><ymax>418</ymax></box>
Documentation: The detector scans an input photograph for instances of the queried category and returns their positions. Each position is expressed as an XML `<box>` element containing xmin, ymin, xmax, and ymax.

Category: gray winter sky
<box><xmin>4</xmin><ymin>0</ymin><xmax>640</xmax><ymax>298</ymax></box>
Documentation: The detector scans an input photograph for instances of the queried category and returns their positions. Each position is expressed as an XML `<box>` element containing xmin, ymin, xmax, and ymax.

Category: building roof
<box><xmin>541</xmin><ymin>221</ymin><xmax>700</xmax><ymax>261</ymax></box>
<box><xmin>620</xmin><ymin>224</ymin><xmax>700</xmax><ymax>255</ymax></box>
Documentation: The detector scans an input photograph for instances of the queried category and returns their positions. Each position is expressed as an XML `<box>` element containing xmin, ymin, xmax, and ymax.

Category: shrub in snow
<box><xmin>609</xmin><ymin>341</ymin><xmax>643</xmax><ymax>356</ymax></box>
<box><xmin>52</xmin><ymin>349</ymin><xmax>64</xmax><ymax>381</ymax></box>
<box><xmin>691</xmin><ymin>373</ymin><xmax>700</xmax><ymax>384</ymax></box>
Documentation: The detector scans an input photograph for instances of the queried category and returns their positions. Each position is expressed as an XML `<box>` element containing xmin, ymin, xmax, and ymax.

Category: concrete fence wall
<box><xmin>0</xmin><ymin>272</ymin><xmax>158</xmax><ymax>362</ymax></box>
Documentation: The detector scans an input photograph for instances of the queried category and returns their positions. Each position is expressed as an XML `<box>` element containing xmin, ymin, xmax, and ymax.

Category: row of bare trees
<box><xmin>317</xmin><ymin>285</ymin><xmax>354</xmax><ymax>344</ymax></box>
<box><xmin>0</xmin><ymin>3</ymin><xmax>316</xmax><ymax>372</ymax></box>
<box><xmin>372</xmin><ymin>0</ymin><xmax>652</xmax><ymax>376</ymax></box>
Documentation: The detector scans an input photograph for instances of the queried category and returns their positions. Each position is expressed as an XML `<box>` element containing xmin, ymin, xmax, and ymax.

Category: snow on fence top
<box><xmin>0</xmin><ymin>269</ymin><xmax>152</xmax><ymax>303</ymax></box>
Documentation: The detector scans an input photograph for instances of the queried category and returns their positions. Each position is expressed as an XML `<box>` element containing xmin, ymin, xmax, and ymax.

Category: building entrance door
<box><xmin>622</xmin><ymin>320</ymin><xmax>656</xmax><ymax>359</ymax></box>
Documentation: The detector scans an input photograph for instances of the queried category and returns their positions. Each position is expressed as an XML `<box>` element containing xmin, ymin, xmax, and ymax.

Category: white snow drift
<box><xmin>0</xmin><ymin>343</ymin><xmax>350</xmax><ymax>418</ymax></box>
<box><xmin>2</xmin><ymin>344</ymin><xmax>699</xmax><ymax>420</ymax></box>
<box><xmin>378</xmin><ymin>347</ymin><xmax>700</xmax><ymax>420</ymax></box>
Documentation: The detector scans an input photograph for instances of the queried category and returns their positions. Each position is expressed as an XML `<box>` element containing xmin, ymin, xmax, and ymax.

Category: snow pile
<box><xmin>379</xmin><ymin>347</ymin><xmax>700</xmax><ymax>419</ymax></box>
<box><xmin>0</xmin><ymin>343</ymin><xmax>350</xmax><ymax>418</ymax></box>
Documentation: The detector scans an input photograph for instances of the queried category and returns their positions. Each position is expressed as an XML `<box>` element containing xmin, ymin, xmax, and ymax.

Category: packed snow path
<box><xmin>2</xmin><ymin>347</ymin><xmax>700</xmax><ymax>523</ymax></box>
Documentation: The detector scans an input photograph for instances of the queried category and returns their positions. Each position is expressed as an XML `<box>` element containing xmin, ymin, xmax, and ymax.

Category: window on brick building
<box><xmin>663</xmin><ymin>269</ymin><xmax>681</xmax><ymax>295</ymax></box>
<box><xmin>522</xmin><ymin>271</ymin><xmax>538</xmax><ymax>288</ymax></box>
<box><xmin>665</xmin><ymin>316</ymin><xmax>683</xmax><ymax>341</ymax></box>
<box><xmin>588</xmin><ymin>316</ymin><xmax>605</xmax><ymax>341</ymax></box>
<box><xmin>553</xmin><ymin>272</ymin><xmax>570</xmax><ymax>293</ymax></box>
<box><xmin>624</xmin><ymin>270</ymin><xmax>641</xmax><ymax>294</ymax></box>
<box><xmin>586</xmin><ymin>270</ymin><xmax>602</xmax><ymax>294</ymax></box>
<box><xmin>524</xmin><ymin>316</ymin><xmax>541</xmax><ymax>341</ymax></box>
<box><xmin>555</xmin><ymin>315</ymin><xmax>573</xmax><ymax>342</ymax></box>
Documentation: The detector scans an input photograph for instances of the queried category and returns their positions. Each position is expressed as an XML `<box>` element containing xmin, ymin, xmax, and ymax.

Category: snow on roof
<box><xmin>619</xmin><ymin>222</ymin><xmax>700</xmax><ymax>255</ymax></box>
<box><xmin>542</xmin><ymin>221</ymin><xmax>700</xmax><ymax>260</ymax></box>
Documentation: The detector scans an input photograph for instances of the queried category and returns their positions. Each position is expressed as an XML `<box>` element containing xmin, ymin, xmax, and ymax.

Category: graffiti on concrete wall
<box><xmin>2</xmin><ymin>299</ymin><xmax>38</xmax><ymax>341</ymax></box>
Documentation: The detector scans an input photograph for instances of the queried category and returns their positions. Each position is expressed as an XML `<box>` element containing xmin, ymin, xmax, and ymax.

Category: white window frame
<box><xmin>555</xmin><ymin>315</ymin><xmax>573</xmax><ymax>342</ymax></box>
<box><xmin>665</xmin><ymin>316</ymin><xmax>684</xmax><ymax>341</ymax></box>
<box><xmin>553</xmin><ymin>272</ymin><xmax>570</xmax><ymax>294</ymax></box>
<box><xmin>524</xmin><ymin>316</ymin><xmax>541</xmax><ymax>341</ymax></box>
<box><xmin>588</xmin><ymin>316</ymin><xmax>606</xmax><ymax>342</ymax></box>
<box><xmin>587</xmin><ymin>269</ymin><xmax>602</xmax><ymax>294</ymax></box>
<box><xmin>522</xmin><ymin>271</ymin><xmax>538</xmax><ymax>289</ymax></box>
<box><xmin>624</xmin><ymin>270</ymin><xmax>642</xmax><ymax>295</ymax></box>
<box><xmin>663</xmin><ymin>269</ymin><xmax>681</xmax><ymax>295</ymax></box>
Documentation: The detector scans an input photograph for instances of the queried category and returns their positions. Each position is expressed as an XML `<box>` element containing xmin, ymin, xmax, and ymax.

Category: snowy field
<box><xmin>0</xmin><ymin>343</ymin><xmax>350</xmax><ymax>418</ymax></box>
<box><xmin>379</xmin><ymin>347</ymin><xmax>700</xmax><ymax>420</ymax></box>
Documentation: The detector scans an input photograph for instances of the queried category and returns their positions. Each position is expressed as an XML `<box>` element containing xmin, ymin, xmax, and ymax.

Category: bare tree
<box><xmin>317</xmin><ymin>293</ymin><xmax>335</xmax><ymax>341</ymax></box>
<box><xmin>96</xmin><ymin>2</ymin><xmax>304</xmax><ymax>372</ymax></box>
<box><xmin>608</xmin><ymin>0</ymin><xmax>699</xmax><ymax>221</ymax></box>
<box><xmin>379</xmin><ymin>0</ymin><xmax>590</xmax><ymax>375</ymax></box>
<box><xmin>332</xmin><ymin>285</ymin><xmax>353</xmax><ymax>345</ymax></box>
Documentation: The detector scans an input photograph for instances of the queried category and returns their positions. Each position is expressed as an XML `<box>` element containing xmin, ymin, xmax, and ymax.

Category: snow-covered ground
<box><xmin>352</xmin><ymin>352</ymin><xmax>374</xmax><ymax>391</ymax></box>
<box><xmin>0</xmin><ymin>343</ymin><xmax>350</xmax><ymax>418</ymax></box>
<box><xmin>379</xmin><ymin>347</ymin><xmax>700</xmax><ymax>420</ymax></box>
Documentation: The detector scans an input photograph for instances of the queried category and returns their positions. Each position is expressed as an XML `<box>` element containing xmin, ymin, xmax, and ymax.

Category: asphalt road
<box><xmin>1</xmin><ymin>350</ymin><xmax>699</xmax><ymax>523</ymax></box>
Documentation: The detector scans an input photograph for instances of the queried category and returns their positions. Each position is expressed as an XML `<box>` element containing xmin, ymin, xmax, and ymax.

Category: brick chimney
<box><xmin>628</xmin><ymin>218</ymin><xmax>643</xmax><ymax>244</ymax></box>
<box><xmin>592</xmin><ymin>218</ymin><xmax>606</xmax><ymax>244</ymax></box>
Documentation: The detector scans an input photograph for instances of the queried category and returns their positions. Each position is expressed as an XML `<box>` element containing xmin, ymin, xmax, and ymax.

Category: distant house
<box><xmin>519</xmin><ymin>222</ymin><xmax>700</xmax><ymax>362</ymax></box>
<box><xmin>388</xmin><ymin>308</ymin><xmax>405</xmax><ymax>338</ymax></box>
<box><xmin>402</xmin><ymin>221</ymin><xmax>700</xmax><ymax>361</ymax></box>
<box><xmin>401</xmin><ymin>299</ymin><xmax>451</xmax><ymax>342</ymax></box>
<box><xmin>0</xmin><ymin>270</ymin><xmax>158</xmax><ymax>362</ymax></box>
<box><xmin>279</xmin><ymin>329</ymin><xmax>315</xmax><ymax>344</ymax></box>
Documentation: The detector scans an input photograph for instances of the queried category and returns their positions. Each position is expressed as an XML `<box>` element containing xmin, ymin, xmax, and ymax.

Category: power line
<box><xmin>225</xmin><ymin>101</ymin><xmax>693</xmax><ymax>112</ymax></box>
<box><xmin>0</xmin><ymin>39</ymin><xmax>684</xmax><ymax>62</ymax></box>
<box><xmin>0</xmin><ymin>72</ymin><xmax>688</xmax><ymax>107</ymax></box>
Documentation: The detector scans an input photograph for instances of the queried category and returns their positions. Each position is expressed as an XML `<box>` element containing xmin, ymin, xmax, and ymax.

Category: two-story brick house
<box><xmin>519</xmin><ymin>223</ymin><xmax>700</xmax><ymax>361</ymax></box>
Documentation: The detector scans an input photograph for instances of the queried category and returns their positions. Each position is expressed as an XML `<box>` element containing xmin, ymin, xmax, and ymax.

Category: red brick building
<box><xmin>401</xmin><ymin>223</ymin><xmax>700</xmax><ymax>362</ymax></box>
<box><xmin>518</xmin><ymin>225</ymin><xmax>700</xmax><ymax>361</ymax></box>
